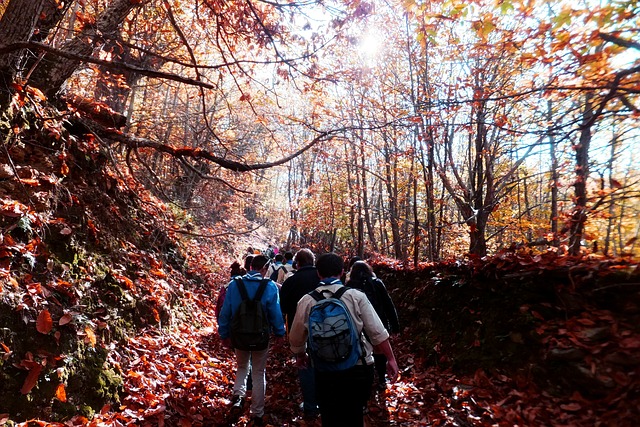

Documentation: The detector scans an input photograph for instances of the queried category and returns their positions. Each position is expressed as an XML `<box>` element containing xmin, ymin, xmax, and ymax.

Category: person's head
<box><xmin>243</xmin><ymin>255</ymin><xmax>254</xmax><ymax>272</ymax></box>
<box><xmin>230</xmin><ymin>261</ymin><xmax>243</xmax><ymax>276</ymax></box>
<box><xmin>349</xmin><ymin>260</ymin><xmax>374</xmax><ymax>281</ymax></box>
<box><xmin>349</xmin><ymin>256</ymin><xmax>362</xmax><ymax>269</ymax></box>
<box><xmin>274</xmin><ymin>254</ymin><xmax>284</xmax><ymax>263</ymax></box>
<box><xmin>251</xmin><ymin>254</ymin><xmax>270</xmax><ymax>273</ymax></box>
<box><xmin>316</xmin><ymin>252</ymin><xmax>344</xmax><ymax>279</ymax></box>
<box><xmin>284</xmin><ymin>251</ymin><xmax>294</xmax><ymax>262</ymax></box>
<box><xmin>294</xmin><ymin>248</ymin><xmax>315</xmax><ymax>268</ymax></box>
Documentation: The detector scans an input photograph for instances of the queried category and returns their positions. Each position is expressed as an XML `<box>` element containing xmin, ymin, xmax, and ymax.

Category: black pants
<box><xmin>374</xmin><ymin>353</ymin><xmax>387</xmax><ymax>386</ymax></box>
<box><xmin>315</xmin><ymin>364</ymin><xmax>374</xmax><ymax>427</ymax></box>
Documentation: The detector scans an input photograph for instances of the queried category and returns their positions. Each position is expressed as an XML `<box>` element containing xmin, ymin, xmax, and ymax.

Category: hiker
<box><xmin>215</xmin><ymin>261</ymin><xmax>246</xmax><ymax>320</ymax></box>
<box><xmin>266</xmin><ymin>254</ymin><xmax>284</xmax><ymax>281</ymax></box>
<box><xmin>276</xmin><ymin>251</ymin><xmax>295</xmax><ymax>284</ymax></box>
<box><xmin>265</xmin><ymin>244</ymin><xmax>275</xmax><ymax>259</ymax></box>
<box><xmin>218</xmin><ymin>255</ymin><xmax>286</xmax><ymax>425</ymax></box>
<box><xmin>279</xmin><ymin>248</ymin><xmax>321</xmax><ymax>419</ymax></box>
<box><xmin>343</xmin><ymin>255</ymin><xmax>362</xmax><ymax>282</ymax></box>
<box><xmin>243</xmin><ymin>255</ymin><xmax>254</xmax><ymax>273</ymax></box>
<box><xmin>289</xmin><ymin>253</ymin><xmax>399</xmax><ymax>427</ymax></box>
<box><xmin>230</xmin><ymin>260</ymin><xmax>246</xmax><ymax>277</ymax></box>
<box><xmin>346</xmin><ymin>260</ymin><xmax>400</xmax><ymax>391</ymax></box>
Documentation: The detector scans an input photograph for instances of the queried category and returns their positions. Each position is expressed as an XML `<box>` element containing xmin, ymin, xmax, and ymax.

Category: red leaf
<box><xmin>560</xmin><ymin>402</ymin><xmax>581</xmax><ymax>411</ymax></box>
<box><xmin>59</xmin><ymin>313</ymin><xmax>72</xmax><ymax>326</ymax></box>
<box><xmin>610</xmin><ymin>178</ymin><xmax>623</xmax><ymax>189</ymax></box>
<box><xmin>619</xmin><ymin>336</ymin><xmax>640</xmax><ymax>349</ymax></box>
<box><xmin>36</xmin><ymin>309</ymin><xmax>53</xmax><ymax>334</ymax></box>
<box><xmin>55</xmin><ymin>383</ymin><xmax>67</xmax><ymax>402</ymax></box>
<box><xmin>20</xmin><ymin>364</ymin><xmax>43</xmax><ymax>395</ymax></box>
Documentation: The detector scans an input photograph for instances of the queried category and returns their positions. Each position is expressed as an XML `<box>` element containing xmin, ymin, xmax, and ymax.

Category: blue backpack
<box><xmin>307</xmin><ymin>286</ymin><xmax>364</xmax><ymax>371</ymax></box>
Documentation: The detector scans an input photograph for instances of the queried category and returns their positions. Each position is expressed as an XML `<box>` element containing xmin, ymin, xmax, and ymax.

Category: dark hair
<box><xmin>244</xmin><ymin>255</ymin><xmax>254</xmax><ymax>271</ymax></box>
<box><xmin>294</xmin><ymin>248</ymin><xmax>315</xmax><ymax>267</ymax></box>
<box><xmin>350</xmin><ymin>260</ymin><xmax>374</xmax><ymax>281</ymax></box>
<box><xmin>230</xmin><ymin>261</ymin><xmax>244</xmax><ymax>276</ymax></box>
<box><xmin>251</xmin><ymin>254</ymin><xmax>270</xmax><ymax>271</ymax></box>
<box><xmin>349</xmin><ymin>256</ymin><xmax>362</xmax><ymax>268</ymax></box>
<box><xmin>284</xmin><ymin>251</ymin><xmax>294</xmax><ymax>261</ymax></box>
<box><xmin>274</xmin><ymin>254</ymin><xmax>284</xmax><ymax>262</ymax></box>
<box><xmin>316</xmin><ymin>253</ymin><xmax>344</xmax><ymax>278</ymax></box>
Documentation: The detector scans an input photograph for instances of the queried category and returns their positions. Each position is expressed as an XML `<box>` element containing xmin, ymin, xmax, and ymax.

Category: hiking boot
<box><xmin>229</xmin><ymin>395</ymin><xmax>245</xmax><ymax>416</ymax></box>
<box><xmin>250</xmin><ymin>416</ymin><xmax>264</xmax><ymax>426</ymax></box>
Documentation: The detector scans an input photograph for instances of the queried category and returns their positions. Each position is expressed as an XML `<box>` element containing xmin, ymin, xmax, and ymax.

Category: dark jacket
<box><xmin>346</xmin><ymin>276</ymin><xmax>400</xmax><ymax>334</ymax></box>
<box><xmin>279</xmin><ymin>265</ymin><xmax>321</xmax><ymax>330</ymax></box>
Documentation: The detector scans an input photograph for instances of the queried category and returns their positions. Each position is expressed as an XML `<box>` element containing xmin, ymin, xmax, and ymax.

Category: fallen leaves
<box><xmin>55</xmin><ymin>383</ymin><xmax>67</xmax><ymax>403</ymax></box>
<box><xmin>59</xmin><ymin>313</ymin><xmax>73</xmax><ymax>326</ymax></box>
<box><xmin>36</xmin><ymin>309</ymin><xmax>53</xmax><ymax>334</ymax></box>
<box><xmin>20</xmin><ymin>363</ymin><xmax>43</xmax><ymax>395</ymax></box>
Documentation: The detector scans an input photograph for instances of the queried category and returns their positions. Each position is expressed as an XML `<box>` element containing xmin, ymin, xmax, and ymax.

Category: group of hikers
<box><xmin>215</xmin><ymin>247</ymin><xmax>401</xmax><ymax>427</ymax></box>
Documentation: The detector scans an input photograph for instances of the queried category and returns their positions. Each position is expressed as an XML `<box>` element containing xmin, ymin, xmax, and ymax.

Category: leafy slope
<box><xmin>1</xmin><ymin>96</ymin><xmax>639</xmax><ymax>426</ymax></box>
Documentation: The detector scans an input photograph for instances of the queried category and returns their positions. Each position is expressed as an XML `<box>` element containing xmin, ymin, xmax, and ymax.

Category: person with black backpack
<box><xmin>266</xmin><ymin>253</ymin><xmax>283</xmax><ymax>282</ymax></box>
<box><xmin>276</xmin><ymin>251</ymin><xmax>295</xmax><ymax>284</ymax></box>
<box><xmin>346</xmin><ymin>260</ymin><xmax>400</xmax><ymax>391</ymax></box>
<box><xmin>218</xmin><ymin>255</ymin><xmax>286</xmax><ymax>426</ymax></box>
<box><xmin>288</xmin><ymin>253</ymin><xmax>399</xmax><ymax>427</ymax></box>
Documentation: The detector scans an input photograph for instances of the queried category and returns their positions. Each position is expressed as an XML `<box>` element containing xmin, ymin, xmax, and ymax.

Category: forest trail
<box><xmin>2</xmin><ymin>245</ymin><xmax>638</xmax><ymax>426</ymax></box>
<box><xmin>102</xmin><ymin>317</ymin><xmax>433</xmax><ymax>426</ymax></box>
<box><xmin>88</xmin><ymin>290</ymin><xmax>630</xmax><ymax>427</ymax></box>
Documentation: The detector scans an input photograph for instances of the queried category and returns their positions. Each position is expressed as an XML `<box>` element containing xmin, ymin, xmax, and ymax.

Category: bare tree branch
<box><xmin>599</xmin><ymin>32</ymin><xmax>640</xmax><ymax>51</ymax></box>
<box><xmin>83</xmin><ymin>119</ymin><xmax>341</xmax><ymax>172</ymax></box>
<box><xmin>0</xmin><ymin>42</ymin><xmax>216</xmax><ymax>89</ymax></box>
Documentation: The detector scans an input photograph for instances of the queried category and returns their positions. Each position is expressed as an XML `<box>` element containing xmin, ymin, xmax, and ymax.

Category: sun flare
<box><xmin>359</xmin><ymin>31</ymin><xmax>381</xmax><ymax>58</ymax></box>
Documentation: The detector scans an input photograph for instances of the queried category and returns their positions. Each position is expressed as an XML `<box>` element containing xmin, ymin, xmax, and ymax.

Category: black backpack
<box><xmin>270</xmin><ymin>265</ymin><xmax>287</xmax><ymax>282</ymax></box>
<box><xmin>230</xmin><ymin>278</ymin><xmax>270</xmax><ymax>351</ymax></box>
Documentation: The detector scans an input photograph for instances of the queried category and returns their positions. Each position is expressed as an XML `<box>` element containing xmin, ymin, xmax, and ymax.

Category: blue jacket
<box><xmin>218</xmin><ymin>271</ymin><xmax>286</xmax><ymax>340</ymax></box>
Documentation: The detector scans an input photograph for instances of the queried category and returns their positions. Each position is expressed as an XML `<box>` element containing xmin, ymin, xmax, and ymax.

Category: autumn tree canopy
<box><xmin>0</xmin><ymin>0</ymin><xmax>638</xmax><ymax>260</ymax></box>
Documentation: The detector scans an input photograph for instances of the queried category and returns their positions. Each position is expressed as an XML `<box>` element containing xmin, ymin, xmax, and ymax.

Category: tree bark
<box><xmin>568</xmin><ymin>91</ymin><xmax>594</xmax><ymax>256</ymax></box>
<box><xmin>383</xmin><ymin>134</ymin><xmax>403</xmax><ymax>260</ymax></box>
<box><xmin>547</xmin><ymin>100</ymin><xmax>560</xmax><ymax>240</ymax></box>
<box><xmin>604</xmin><ymin>126</ymin><xmax>618</xmax><ymax>256</ymax></box>
<box><xmin>0</xmin><ymin>0</ymin><xmax>47</xmax><ymax>107</ymax></box>
<box><xmin>28</xmin><ymin>0</ymin><xmax>147</xmax><ymax>98</ymax></box>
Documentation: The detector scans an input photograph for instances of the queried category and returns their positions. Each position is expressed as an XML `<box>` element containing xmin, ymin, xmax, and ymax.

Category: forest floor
<box><xmin>42</xmin><ymin>257</ymin><xmax>639</xmax><ymax>427</ymax></box>
<box><xmin>1</xmin><ymin>106</ymin><xmax>639</xmax><ymax>426</ymax></box>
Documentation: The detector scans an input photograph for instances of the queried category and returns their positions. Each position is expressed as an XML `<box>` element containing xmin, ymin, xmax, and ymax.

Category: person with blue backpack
<box><xmin>279</xmin><ymin>248</ymin><xmax>321</xmax><ymax>420</ymax></box>
<box><xmin>218</xmin><ymin>255</ymin><xmax>286</xmax><ymax>426</ymax></box>
<box><xmin>288</xmin><ymin>252</ymin><xmax>399</xmax><ymax>427</ymax></box>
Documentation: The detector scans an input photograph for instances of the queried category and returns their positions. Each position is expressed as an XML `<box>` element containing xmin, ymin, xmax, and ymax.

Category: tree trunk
<box><xmin>0</xmin><ymin>0</ymin><xmax>47</xmax><ymax>107</ymax></box>
<box><xmin>28</xmin><ymin>0</ymin><xmax>146</xmax><ymax>98</ymax></box>
<box><xmin>568</xmin><ymin>91</ymin><xmax>594</xmax><ymax>256</ymax></box>
<box><xmin>547</xmin><ymin>100</ymin><xmax>560</xmax><ymax>240</ymax></box>
<box><xmin>383</xmin><ymin>137</ymin><xmax>403</xmax><ymax>259</ymax></box>
<box><xmin>360</xmin><ymin>138</ymin><xmax>377</xmax><ymax>252</ymax></box>
<box><xmin>604</xmin><ymin>126</ymin><xmax>618</xmax><ymax>256</ymax></box>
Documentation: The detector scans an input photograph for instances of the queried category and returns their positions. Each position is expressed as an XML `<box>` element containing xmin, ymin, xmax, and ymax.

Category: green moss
<box><xmin>78</xmin><ymin>405</ymin><xmax>95</xmax><ymax>419</ymax></box>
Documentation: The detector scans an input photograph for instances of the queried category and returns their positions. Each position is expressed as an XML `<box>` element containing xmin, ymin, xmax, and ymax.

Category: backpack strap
<box><xmin>332</xmin><ymin>286</ymin><xmax>349</xmax><ymax>300</ymax></box>
<box><xmin>309</xmin><ymin>289</ymin><xmax>324</xmax><ymax>302</ymax></box>
<box><xmin>236</xmin><ymin>278</ymin><xmax>249</xmax><ymax>301</ymax></box>
<box><xmin>236</xmin><ymin>277</ymin><xmax>269</xmax><ymax>302</ymax></box>
<box><xmin>254</xmin><ymin>279</ymin><xmax>269</xmax><ymax>302</ymax></box>
<box><xmin>309</xmin><ymin>286</ymin><xmax>350</xmax><ymax>302</ymax></box>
